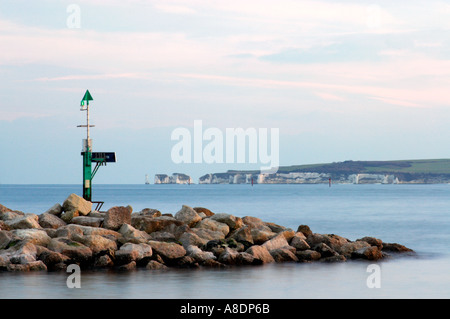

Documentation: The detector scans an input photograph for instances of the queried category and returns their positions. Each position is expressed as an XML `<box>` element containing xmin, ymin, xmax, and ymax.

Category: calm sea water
<box><xmin>0</xmin><ymin>183</ymin><xmax>449</xmax><ymax>299</ymax></box>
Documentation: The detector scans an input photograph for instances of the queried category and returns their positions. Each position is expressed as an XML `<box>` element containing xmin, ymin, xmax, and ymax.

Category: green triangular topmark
<box><xmin>81</xmin><ymin>90</ymin><xmax>93</xmax><ymax>104</ymax></box>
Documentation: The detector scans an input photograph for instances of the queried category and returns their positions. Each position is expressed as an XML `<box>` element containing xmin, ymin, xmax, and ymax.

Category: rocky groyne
<box><xmin>0</xmin><ymin>194</ymin><xmax>413</xmax><ymax>272</ymax></box>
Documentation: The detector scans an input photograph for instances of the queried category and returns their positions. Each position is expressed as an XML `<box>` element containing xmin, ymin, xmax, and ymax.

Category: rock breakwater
<box><xmin>0</xmin><ymin>194</ymin><xmax>413</xmax><ymax>272</ymax></box>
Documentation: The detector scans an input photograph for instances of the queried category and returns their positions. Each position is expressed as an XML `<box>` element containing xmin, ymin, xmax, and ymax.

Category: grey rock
<box><xmin>245</xmin><ymin>245</ymin><xmax>274</xmax><ymax>264</ymax></box>
<box><xmin>290</xmin><ymin>232</ymin><xmax>310</xmax><ymax>251</ymax></box>
<box><xmin>295</xmin><ymin>249</ymin><xmax>321</xmax><ymax>262</ymax></box>
<box><xmin>194</xmin><ymin>218</ymin><xmax>230</xmax><ymax>237</ymax></box>
<box><xmin>62</xmin><ymin>193</ymin><xmax>92</xmax><ymax>216</ymax></box>
<box><xmin>210</xmin><ymin>213</ymin><xmax>243</xmax><ymax>230</ymax></box>
<box><xmin>261</xmin><ymin>233</ymin><xmax>289</xmax><ymax>251</ymax></box>
<box><xmin>6</xmin><ymin>214</ymin><xmax>41</xmax><ymax>230</ymax></box>
<box><xmin>43</xmin><ymin>203</ymin><xmax>63</xmax><ymax>216</ymax></box>
<box><xmin>146</xmin><ymin>260</ymin><xmax>168</xmax><ymax>270</ymax></box>
<box><xmin>38</xmin><ymin>213</ymin><xmax>66</xmax><ymax>229</ymax></box>
<box><xmin>11</xmin><ymin>229</ymin><xmax>51</xmax><ymax>246</ymax></box>
<box><xmin>148</xmin><ymin>240</ymin><xmax>186</xmax><ymax>260</ymax></box>
<box><xmin>118</xmin><ymin>223</ymin><xmax>150</xmax><ymax>244</ymax></box>
<box><xmin>270</xmin><ymin>247</ymin><xmax>299</xmax><ymax>262</ymax></box>
<box><xmin>71</xmin><ymin>216</ymin><xmax>103</xmax><ymax>228</ymax></box>
<box><xmin>103</xmin><ymin>206</ymin><xmax>132</xmax><ymax>231</ymax></box>
<box><xmin>174</xmin><ymin>205</ymin><xmax>202</xmax><ymax>227</ymax></box>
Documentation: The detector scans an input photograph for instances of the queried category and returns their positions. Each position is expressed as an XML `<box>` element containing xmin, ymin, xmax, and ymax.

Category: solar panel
<box><xmin>91</xmin><ymin>152</ymin><xmax>116</xmax><ymax>163</ymax></box>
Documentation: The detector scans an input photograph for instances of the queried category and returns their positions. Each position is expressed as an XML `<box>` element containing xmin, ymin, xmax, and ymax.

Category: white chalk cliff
<box><xmin>198</xmin><ymin>172</ymin><xmax>400</xmax><ymax>184</ymax></box>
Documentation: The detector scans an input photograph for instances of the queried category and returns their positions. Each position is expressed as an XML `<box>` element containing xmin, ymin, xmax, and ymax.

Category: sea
<box><xmin>0</xmin><ymin>183</ymin><xmax>449</xmax><ymax>299</ymax></box>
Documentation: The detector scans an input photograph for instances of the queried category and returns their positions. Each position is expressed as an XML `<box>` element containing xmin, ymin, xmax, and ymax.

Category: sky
<box><xmin>1</xmin><ymin>0</ymin><xmax>450</xmax><ymax>184</ymax></box>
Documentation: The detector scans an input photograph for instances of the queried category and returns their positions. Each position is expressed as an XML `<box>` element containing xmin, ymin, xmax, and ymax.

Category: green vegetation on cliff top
<box><xmin>228</xmin><ymin>159</ymin><xmax>450</xmax><ymax>175</ymax></box>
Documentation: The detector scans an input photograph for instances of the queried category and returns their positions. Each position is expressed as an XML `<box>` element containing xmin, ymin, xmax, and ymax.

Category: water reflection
<box><xmin>2</xmin><ymin>256</ymin><xmax>448</xmax><ymax>299</ymax></box>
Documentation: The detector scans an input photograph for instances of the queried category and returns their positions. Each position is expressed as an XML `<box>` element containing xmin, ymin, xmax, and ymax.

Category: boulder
<box><xmin>270</xmin><ymin>247</ymin><xmax>299</xmax><ymax>262</ymax></box>
<box><xmin>320</xmin><ymin>255</ymin><xmax>347</xmax><ymax>263</ymax></box>
<box><xmin>337</xmin><ymin>241</ymin><xmax>371</xmax><ymax>257</ymax></box>
<box><xmin>242</xmin><ymin>216</ymin><xmax>267</xmax><ymax>229</ymax></box>
<box><xmin>38</xmin><ymin>213</ymin><xmax>66</xmax><ymax>229</ymax></box>
<box><xmin>60</xmin><ymin>209</ymin><xmax>79</xmax><ymax>223</ymax></box>
<box><xmin>115</xmin><ymin>247</ymin><xmax>139</xmax><ymax>265</ymax></box>
<box><xmin>148</xmin><ymin>240</ymin><xmax>186</xmax><ymax>261</ymax></box>
<box><xmin>0</xmin><ymin>204</ymin><xmax>25</xmax><ymax>221</ymax></box>
<box><xmin>55</xmin><ymin>224</ymin><xmax>84</xmax><ymax>239</ymax></box>
<box><xmin>62</xmin><ymin>193</ymin><xmax>92</xmax><ymax>216</ymax></box>
<box><xmin>1</xmin><ymin>241</ymin><xmax>38</xmax><ymax>265</ymax></box>
<box><xmin>118</xmin><ymin>261</ymin><xmax>136</xmax><ymax>271</ymax></box>
<box><xmin>94</xmin><ymin>254</ymin><xmax>114</xmax><ymax>268</ymax></box>
<box><xmin>279</xmin><ymin>229</ymin><xmax>296</xmax><ymax>242</ymax></box>
<box><xmin>47</xmin><ymin>237</ymin><xmax>93</xmax><ymax>265</ymax></box>
<box><xmin>174</xmin><ymin>205</ymin><xmax>202</xmax><ymax>227</ymax></box>
<box><xmin>176</xmin><ymin>256</ymin><xmax>200</xmax><ymax>268</ymax></box>
<box><xmin>313</xmin><ymin>243</ymin><xmax>339</xmax><ymax>258</ymax></box>
<box><xmin>43</xmin><ymin>203</ymin><xmax>63</xmax><ymax>216</ymax></box>
<box><xmin>191</xmin><ymin>228</ymin><xmax>225</xmax><ymax>241</ymax></box>
<box><xmin>236</xmin><ymin>252</ymin><xmax>262</xmax><ymax>265</ymax></box>
<box><xmin>0</xmin><ymin>203</ymin><xmax>13</xmax><ymax>214</ymax></box>
<box><xmin>0</xmin><ymin>230</ymin><xmax>18</xmax><ymax>249</ymax></box>
<box><xmin>0</xmin><ymin>255</ymin><xmax>10</xmax><ymax>268</ymax></box>
<box><xmin>201</xmin><ymin>259</ymin><xmax>227</xmax><ymax>268</ymax></box>
<box><xmin>179</xmin><ymin>231</ymin><xmax>209</xmax><ymax>248</ymax></box>
<box><xmin>149</xmin><ymin>231</ymin><xmax>177</xmax><ymax>242</ymax></box>
<box><xmin>171</xmin><ymin>224</ymin><xmax>191</xmax><ymax>240</ymax></box>
<box><xmin>381</xmin><ymin>243</ymin><xmax>413</xmax><ymax>252</ymax></box>
<box><xmin>185</xmin><ymin>245</ymin><xmax>216</xmax><ymax>264</ymax></box>
<box><xmin>203</xmin><ymin>239</ymin><xmax>237</xmax><ymax>253</ymax></box>
<box><xmin>228</xmin><ymin>225</ymin><xmax>254</xmax><ymax>246</ymax></box>
<box><xmin>118</xmin><ymin>223</ymin><xmax>150</xmax><ymax>244</ymax></box>
<box><xmin>115</xmin><ymin>243</ymin><xmax>153</xmax><ymax>265</ymax></box>
<box><xmin>245</xmin><ymin>245</ymin><xmax>274</xmax><ymax>264</ymax></box>
<box><xmin>250</xmin><ymin>228</ymin><xmax>277</xmax><ymax>245</ymax></box>
<box><xmin>326</xmin><ymin>234</ymin><xmax>350</xmax><ymax>252</ymax></box>
<box><xmin>55</xmin><ymin>224</ymin><xmax>120</xmax><ymax>241</ymax></box>
<box><xmin>351</xmin><ymin>246</ymin><xmax>383</xmax><ymax>260</ymax></box>
<box><xmin>134</xmin><ymin>208</ymin><xmax>162</xmax><ymax>218</ymax></box>
<box><xmin>210</xmin><ymin>213</ymin><xmax>243</xmax><ymax>230</ymax></box>
<box><xmin>88</xmin><ymin>211</ymin><xmax>106</xmax><ymax>218</ymax></box>
<box><xmin>218</xmin><ymin>247</ymin><xmax>240</xmax><ymax>265</ymax></box>
<box><xmin>71</xmin><ymin>216</ymin><xmax>103</xmax><ymax>228</ymax></box>
<box><xmin>6</xmin><ymin>214</ymin><xmax>41</xmax><ymax>230</ymax></box>
<box><xmin>44</xmin><ymin>228</ymin><xmax>58</xmax><ymax>238</ymax></box>
<box><xmin>132</xmin><ymin>216</ymin><xmax>183</xmax><ymax>234</ymax></box>
<box><xmin>305</xmin><ymin>233</ymin><xmax>349</xmax><ymax>253</ymax></box>
<box><xmin>72</xmin><ymin>234</ymin><xmax>117</xmax><ymax>256</ymax></box>
<box><xmin>297</xmin><ymin>225</ymin><xmax>313</xmax><ymax>237</ymax></box>
<box><xmin>196</xmin><ymin>212</ymin><xmax>207</xmax><ymax>219</ymax></box>
<box><xmin>11</xmin><ymin>229</ymin><xmax>51</xmax><ymax>246</ymax></box>
<box><xmin>77</xmin><ymin>225</ymin><xmax>121</xmax><ymax>240</ymax></box>
<box><xmin>36</xmin><ymin>245</ymin><xmax>70</xmax><ymax>269</ymax></box>
<box><xmin>306</xmin><ymin>233</ymin><xmax>329</xmax><ymax>247</ymax></box>
<box><xmin>295</xmin><ymin>249</ymin><xmax>321</xmax><ymax>262</ymax></box>
<box><xmin>290</xmin><ymin>232</ymin><xmax>311</xmax><ymax>251</ymax></box>
<box><xmin>261</xmin><ymin>233</ymin><xmax>290</xmax><ymax>251</ymax></box>
<box><xmin>146</xmin><ymin>260</ymin><xmax>168</xmax><ymax>270</ymax></box>
<box><xmin>0</xmin><ymin>221</ymin><xmax>11</xmax><ymax>231</ymax></box>
<box><xmin>193</xmin><ymin>207</ymin><xmax>214</xmax><ymax>217</ymax></box>
<box><xmin>264</xmin><ymin>222</ymin><xmax>288</xmax><ymax>233</ymax></box>
<box><xmin>194</xmin><ymin>218</ymin><xmax>229</xmax><ymax>237</ymax></box>
<box><xmin>103</xmin><ymin>206</ymin><xmax>132</xmax><ymax>231</ymax></box>
<box><xmin>7</xmin><ymin>260</ymin><xmax>47</xmax><ymax>271</ymax></box>
<box><xmin>357</xmin><ymin>236</ymin><xmax>383</xmax><ymax>249</ymax></box>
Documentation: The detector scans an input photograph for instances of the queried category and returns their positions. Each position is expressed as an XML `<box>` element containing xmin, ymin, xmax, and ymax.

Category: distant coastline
<box><xmin>155</xmin><ymin>159</ymin><xmax>450</xmax><ymax>184</ymax></box>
